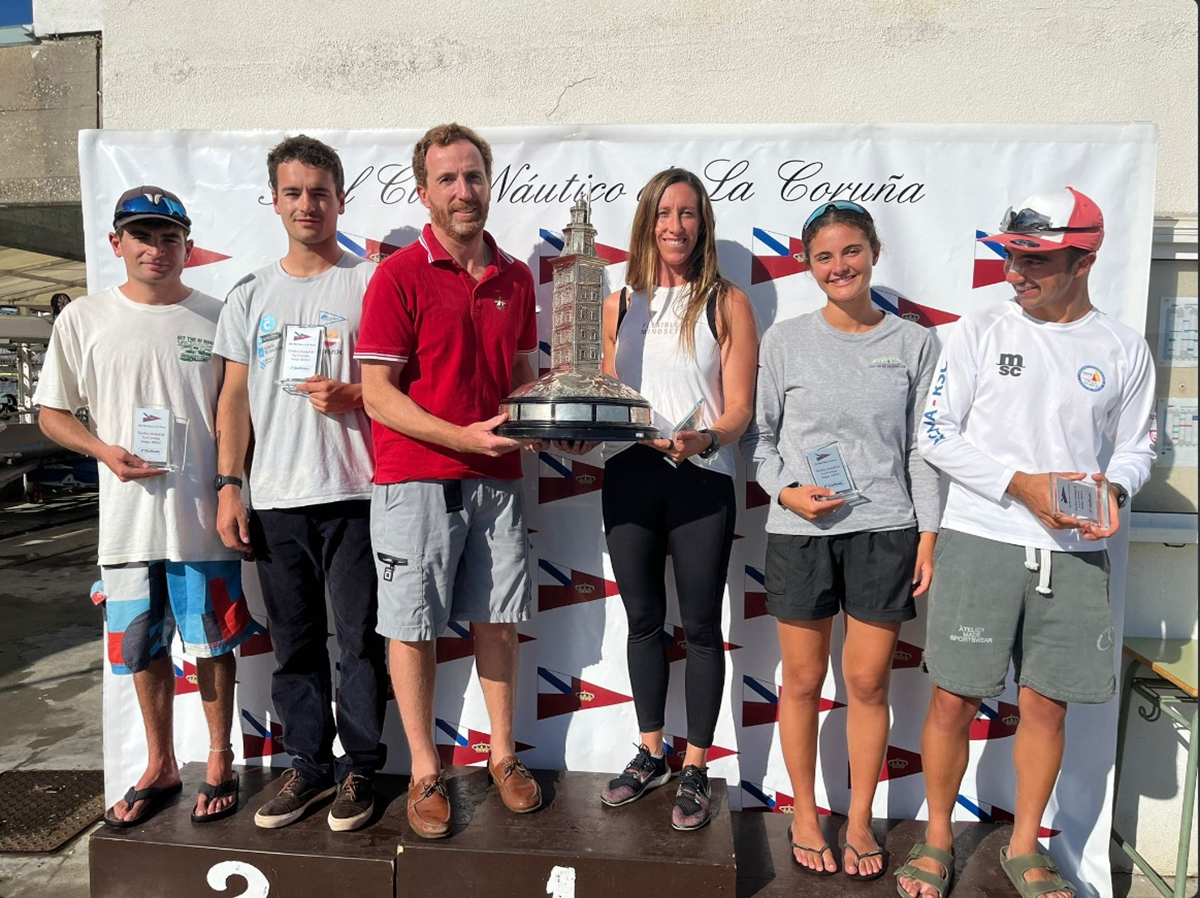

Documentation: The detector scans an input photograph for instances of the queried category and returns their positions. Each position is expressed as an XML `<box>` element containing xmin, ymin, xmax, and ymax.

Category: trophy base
<box><xmin>495</xmin><ymin>367</ymin><xmax>659</xmax><ymax>443</ymax></box>
<box><xmin>494</xmin><ymin>421</ymin><xmax>656</xmax><ymax>441</ymax></box>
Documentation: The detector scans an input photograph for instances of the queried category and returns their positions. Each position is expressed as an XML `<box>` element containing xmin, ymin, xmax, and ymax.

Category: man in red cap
<box><xmin>896</xmin><ymin>188</ymin><xmax>1155</xmax><ymax>898</ymax></box>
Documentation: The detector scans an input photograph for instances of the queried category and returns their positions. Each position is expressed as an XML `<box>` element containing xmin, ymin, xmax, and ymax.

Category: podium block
<box><xmin>90</xmin><ymin>764</ymin><xmax>738</xmax><ymax>897</ymax></box>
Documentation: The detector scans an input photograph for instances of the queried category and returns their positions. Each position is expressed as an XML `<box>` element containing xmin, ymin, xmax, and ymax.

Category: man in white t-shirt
<box><xmin>35</xmin><ymin>186</ymin><xmax>252</xmax><ymax>827</ymax></box>
<box><xmin>213</xmin><ymin>136</ymin><xmax>385</xmax><ymax>833</ymax></box>
<box><xmin>896</xmin><ymin>188</ymin><xmax>1155</xmax><ymax>898</ymax></box>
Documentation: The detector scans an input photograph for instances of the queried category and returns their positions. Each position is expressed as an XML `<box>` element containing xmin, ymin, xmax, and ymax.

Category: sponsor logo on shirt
<box><xmin>997</xmin><ymin>352</ymin><xmax>1024</xmax><ymax>376</ymax></box>
<box><xmin>1077</xmin><ymin>365</ymin><xmax>1105</xmax><ymax>392</ymax></box>
<box><xmin>177</xmin><ymin>335</ymin><xmax>214</xmax><ymax>362</ymax></box>
<box><xmin>870</xmin><ymin>356</ymin><xmax>905</xmax><ymax>368</ymax></box>
<box><xmin>259</xmin><ymin>314</ymin><xmax>276</xmax><ymax>334</ymax></box>
<box><xmin>921</xmin><ymin>362</ymin><xmax>949</xmax><ymax>445</ymax></box>
<box><xmin>950</xmin><ymin>625</ymin><xmax>994</xmax><ymax>644</ymax></box>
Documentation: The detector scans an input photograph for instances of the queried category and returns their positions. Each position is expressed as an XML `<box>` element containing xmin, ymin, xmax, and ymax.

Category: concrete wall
<box><xmin>0</xmin><ymin>35</ymin><xmax>99</xmax><ymax>204</ymax></box>
<box><xmin>97</xmin><ymin>0</ymin><xmax>1198</xmax><ymax>216</ymax></box>
<box><xmin>32</xmin><ymin>0</ymin><xmax>101</xmax><ymax>37</ymax></box>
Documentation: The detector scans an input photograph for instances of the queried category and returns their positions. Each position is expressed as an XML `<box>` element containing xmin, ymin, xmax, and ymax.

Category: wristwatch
<box><xmin>213</xmin><ymin>474</ymin><xmax>243</xmax><ymax>492</ymax></box>
<box><xmin>698</xmin><ymin>429</ymin><xmax>720</xmax><ymax>460</ymax></box>
<box><xmin>1111</xmin><ymin>482</ymin><xmax>1128</xmax><ymax>509</ymax></box>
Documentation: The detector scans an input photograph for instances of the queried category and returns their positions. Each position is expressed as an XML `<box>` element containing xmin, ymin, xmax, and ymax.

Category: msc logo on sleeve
<box><xmin>1077</xmin><ymin>365</ymin><xmax>1106</xmax><ymax>392</ymax></box>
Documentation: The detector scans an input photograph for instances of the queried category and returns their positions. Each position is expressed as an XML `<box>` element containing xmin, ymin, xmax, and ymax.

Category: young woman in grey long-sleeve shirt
<box><xmin>744</xmin><ymin>201</ymin><xmax>941</xmax><ymax>881</ymax></box>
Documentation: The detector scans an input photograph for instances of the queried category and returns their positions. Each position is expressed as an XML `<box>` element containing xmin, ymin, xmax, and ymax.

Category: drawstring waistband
<box><xmin>1023</xmin><ymin>546</ymin><xmax>1053</xmax><ymax>596</ymax></box>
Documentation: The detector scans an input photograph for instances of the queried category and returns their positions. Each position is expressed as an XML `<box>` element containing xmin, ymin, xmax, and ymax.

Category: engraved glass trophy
<box><xmin>1051</xmin><ymin>475</ymin><xmax>1110</xmax><ymax>529</ymax></box>
<box><xmin>495</xmin><ymin>199</ymin><xmax>658</xmax><ymax>440</ymax></box>
<box><xmin>277</xmin><ymin>325</ymin><xmax>325</xmax><ymax>393</ymax></box>
<box><xmin>132</xmin><ymin>406</ymin><xmax>179</xmax><ymax>471</ymax></box>
<box><xmin>805</xmin><ymin>441</ymin><xmax>868</xmax><ymax>507</ymax></box>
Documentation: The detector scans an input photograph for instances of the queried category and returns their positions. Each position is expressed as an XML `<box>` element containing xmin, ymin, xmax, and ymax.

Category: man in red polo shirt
<box><xmin>356</xmin><ymin>123</ymin><xmax>541</xmax><ymax>839</ymax></box>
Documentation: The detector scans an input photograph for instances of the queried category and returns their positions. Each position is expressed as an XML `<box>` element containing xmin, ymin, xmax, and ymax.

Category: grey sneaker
<box><xmin>253</xmin><ymin>768</ymin><xmax>335</xmax><ymax>829</ymax></box>
<box><xmin>328</xmin><ymin>772</ymin><xmax>374</xmax><ymax>832</ymax></box>
<box><xmin>671</xmin><ymin>765</ymin><xmax>711</xmax><ymax>831</ymax></box>
<box><xmin>600</xmin><ymin>744</ymin><xmax>670</xmax><ymax>807</ymax></box>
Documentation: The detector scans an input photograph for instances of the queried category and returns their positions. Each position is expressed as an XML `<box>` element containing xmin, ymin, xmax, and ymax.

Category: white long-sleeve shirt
<box><xmin>918</xmin><ymin>300</ymin><xmax>1155</xmax><ymax>553</ymax></box>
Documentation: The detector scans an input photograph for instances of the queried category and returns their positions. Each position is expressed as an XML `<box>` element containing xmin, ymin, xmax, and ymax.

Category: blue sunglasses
<box><xmin>114</xmin><ymin>194</ymin><xmax>191</xmax><ymax>227</ymax></box>
<box><xmin>803</xmin><ymin>200</ymin><xmax>870</xmax><ymax>231</ymax></box>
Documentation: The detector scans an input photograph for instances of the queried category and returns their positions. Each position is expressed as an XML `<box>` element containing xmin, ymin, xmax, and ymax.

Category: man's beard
<box><xmin>432</xmin><ymin>200</ymin><xmax>488</xmax><ymax>240</ymax></box>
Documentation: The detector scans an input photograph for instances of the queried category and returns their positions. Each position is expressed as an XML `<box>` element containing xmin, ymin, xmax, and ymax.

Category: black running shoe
<box><xmin>671</xmin><ymin>765</ymin><xmax>711</xmax><ymax>831</ymax></box>
<box><xmin>600</xmin><ymin>743</ymin><xmax>671</xmax><ymax>807</ymax></box>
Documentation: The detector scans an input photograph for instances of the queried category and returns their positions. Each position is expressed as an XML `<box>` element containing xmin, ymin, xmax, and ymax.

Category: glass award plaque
<box><xmin>278</xmin><ymin>325</ymin><xmax>325</xmax><ymax>393</ymax></box>
<box><xmin>671</xmin><ymin>399</ymin><xmax>705</xmax><ymax>437</ymax></box>
<box><xmin>805</xmin><ymin>441</ymin><xmax>868</xmax><ymax>507</ymax></box>
<box><xmin>1051</xmin><ymin>475</ymin><xmax>1110</xmax><ymax>529</ymax></box>
<box><xmin>131</xmin><ymin>406</ymin><xmax>177</xmax><ymax>471</ymax></box>
<box><xmin>495</xmin><ymin>199</ymin><xmax>657</xmax><ymax>441</ymax></box>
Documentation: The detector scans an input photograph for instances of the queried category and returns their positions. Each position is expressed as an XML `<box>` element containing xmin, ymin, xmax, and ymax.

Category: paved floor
<box><xmin>0</xmin><ymin>489</ymin><xmax>1187</xmax><ymax>898</ymax></box>
<box><xmin>0</xmin><ymin>491</ymin><xmax>101</xmax><ymax>898</ymax></box>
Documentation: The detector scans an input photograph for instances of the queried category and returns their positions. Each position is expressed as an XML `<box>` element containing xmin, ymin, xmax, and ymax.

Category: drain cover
<box><xmin>0</xmin><ymin>769</ymin><xmax>104</xmax><ymax>852</ymax></box>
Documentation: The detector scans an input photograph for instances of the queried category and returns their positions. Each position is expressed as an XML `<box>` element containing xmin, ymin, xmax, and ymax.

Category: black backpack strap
<box><xmin>706</xmin><ymin>284</ymin><xmax>720</xmax><ymax>342</ymax></box>
<box><xmin>617</xmin><ymin>287</ymin><xmax>629</xmax><ymax>335</ymax></box>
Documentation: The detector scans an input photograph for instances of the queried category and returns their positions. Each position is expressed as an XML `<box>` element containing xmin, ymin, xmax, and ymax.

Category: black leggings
<box><xmin>601</xmin><ymin>444</ymin><xmax>736</xmax><ymax>749</ymax></box>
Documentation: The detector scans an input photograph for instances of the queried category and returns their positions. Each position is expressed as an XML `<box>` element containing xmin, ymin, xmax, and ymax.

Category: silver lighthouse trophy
<box><xmin>495</xmin><ymin>198</ymin><xmax>658</xmax><ymax>441</ymax></box>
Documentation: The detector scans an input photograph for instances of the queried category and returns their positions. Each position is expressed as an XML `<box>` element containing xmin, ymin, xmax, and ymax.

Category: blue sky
<box><xmin>0</xmin><ymin>1</ymin><xmax>34</xmax><ymax>27</ymax></box>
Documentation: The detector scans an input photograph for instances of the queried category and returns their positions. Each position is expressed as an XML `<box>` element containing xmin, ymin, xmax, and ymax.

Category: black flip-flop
<box><xmin>787</xmin><ymin>823</ymin><xmax>840</xmax><ymax>876</ymax></box>
<box><xmin>845</xmin><ymin>842</ymin><xmax>891</xmax><ymax>881</ymax></box>
<box><xmin>191</xmin><ymin>773</ymin><xmax>240</xmax><ymax>824</ymax></box>
<box><xmin>103</xmin><ymin>782</ymin><xmax>183</xmax><ymax>828</ymax></box>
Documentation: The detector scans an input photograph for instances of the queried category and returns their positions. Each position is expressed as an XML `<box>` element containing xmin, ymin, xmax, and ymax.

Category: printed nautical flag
<box><xmin>184</xmin><ymin>246</ymin><xmax>231</xmax><ymax>268</ymax></box>
<box><xmin>743</xmin><ymin>674</ymin><xmax>845</xmax><ymax>727</ymax></box>
<box><xmin>538</xmin><ymin>559</ymin><xmax>618</xmax><ymax>612</ymax></box>
<box><xmin>436</xmin><ymin>620</ymin><xmax>534</xmax><ymax>664</ymax></box>
<box><xmin>238</xmin><ymin>618</ymin><xmax>273</xmax><ymax>658</ymax></box>
<box><xmin>337</xmin><ymin>230</ymin><xmax>404</xmax><ymax>262</ymax></box>
<box><xmin>892</xmin><ymin>640</ymin><xmax>925</xmax><ymax>670</ymax></box>
<box><xmin>739</xmin><ymin>780</ymin><xmax>826</xmax><ymax>814</ymax></box>
<box><xmin>878</xmin><ymin>744</ymin><xmax>923</xmax><ymax>781</ymax></box>
<box><xmin>744</xmin><ymin>565</ymin><xmax>767</xmax><ymax>620</ymax></box>
<box><xmin>750</xmin><ymin>228</ymin><xmax>807</xmax><ymax>285</ymax></box>
<box><xmin>242</xmin><ymin>710</ymin><xmax>285</xmax><ymax>759</ymax></box>
<box><xmin>746</xmin><ymin>479</ymin><xmax>770</xmax><ymax>510</ymax></box>
<box><xmin>974</xmin><ymin>231</ymin><xmax>1008</xmax><ymax>288</ymax></box>
<box><xmin>536</xmin><ymin>667</ymin><xmax>632</xmax><ymax>719</ymax></box>
<box><xmin>538</xmin><ymin>452</ymin><xmax>604</xmax><ymax>503</ymax></box>
<box><xmin>434</xmin><ymin>718</ymin><xmax>534</xmax><ymax>766</ymax></box>
<box><xmin>956</xmin><ymin>795</ymin><xmax>1060</xmax><ymax>837</ymax></box>
<box><xmin>663</xmin><ymin>733</ymin><xmax>737</xmax><ymax>772</ymax></box>
<box><xmin>970</xmin><ymin>700</ymin><xmax>1021</xmax><ymax>740</ymax></box>
<box><xmin>173</xmin><ymin>659</ymin><xmax>199</xmax><ymax>695</ymax></box>
<box><xmin>871</xmin><ymin>286</ymin><xmax>959</xmax><ymax>328</ymax></box>
<box><xmin>538</xmin><ymin>229</ymin><xmax>628</xmax><ymax>284</ymax></box>
<box><xmin>661</xmin><ymin>625</ymin><xmax>741</xmax><ymax>662</ymax></box>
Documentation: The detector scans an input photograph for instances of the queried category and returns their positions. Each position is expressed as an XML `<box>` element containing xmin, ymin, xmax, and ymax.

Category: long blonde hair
<box><xmin>626</xmin><ymin>168</ymin><xmax>730</xmax><ymax>358</ymax></box>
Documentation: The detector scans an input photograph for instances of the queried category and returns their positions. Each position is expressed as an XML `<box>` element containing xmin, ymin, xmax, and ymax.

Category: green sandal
<box><xmin>894</xmin><ymin>842</ymin><xmax>954</xmax><ymax>898</ymax></box>
<box><xmin>999</xmin><ymin>846</ymin><xmax>1076</xmax><ymax>898</ymax></box>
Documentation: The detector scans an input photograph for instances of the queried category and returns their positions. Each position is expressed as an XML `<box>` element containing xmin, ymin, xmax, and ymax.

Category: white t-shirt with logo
<box><xmin>918</xmin><ymin>300</ymin><xmax>1155</xmax><ymax>552</ymax></box>
<box><xmin>212</xmin><ymin>252</ymin><xmax>375</xmax><ymax>510</ymax></box>
<box><xmin>34</xmin><ymin>287</ymin><xmax>237</xmax><ymax>565</ymax></box>
<box><xmin>607</xmin><ymin>284</ymin><xmax>736</xmax><ymax>478</ymax></box>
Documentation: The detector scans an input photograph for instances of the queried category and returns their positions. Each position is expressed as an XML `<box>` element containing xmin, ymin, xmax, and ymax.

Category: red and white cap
<box><xmin>980</xmin><ymin>186</ymin><xmax>1104</xmax><ymax>253</ymax></box>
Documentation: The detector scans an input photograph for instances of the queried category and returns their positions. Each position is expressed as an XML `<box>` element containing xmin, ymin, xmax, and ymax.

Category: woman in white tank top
<box><xmin>595</xmin><ymin>168</ymin><xmax>758</xmax><ymax>832</ymax></box>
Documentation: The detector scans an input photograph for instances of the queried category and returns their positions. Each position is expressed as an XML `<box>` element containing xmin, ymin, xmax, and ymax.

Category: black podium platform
<box><xmin>733</xmin><ymin>813</ymin><xmax>1017</xmax><ymax>897</ymax></box>
<box><xmin>91</xmin><ymin>764</ymin><xmax>1020</xmax><ymax>897</ymax></box>
<box><xmin>90</xmin><ymin>764</ymin><xmax>738</xmax><ymax>897</ymax></box>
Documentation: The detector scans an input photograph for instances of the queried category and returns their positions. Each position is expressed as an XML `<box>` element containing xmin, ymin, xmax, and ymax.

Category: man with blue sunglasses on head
<box><xmin>35</xmin><ymin>186</ymin><xmax>252</xmax><ymax>828</ymax></box>
<box><xmin>896</xmin><ymin>187</ymin><xmax>1155</xmax><ymax>898</ymax></box>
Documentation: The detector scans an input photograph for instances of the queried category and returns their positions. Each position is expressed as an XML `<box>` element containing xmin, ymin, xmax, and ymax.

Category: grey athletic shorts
<box><xmin>923</xmin><ymin>529</ymin><xmax>1115</xmax><ymax>704</ymax></box>
<box><xmin>370</xmin><ymin>479</ymin><xmax>531</xmax><ymax>641</ymax></box>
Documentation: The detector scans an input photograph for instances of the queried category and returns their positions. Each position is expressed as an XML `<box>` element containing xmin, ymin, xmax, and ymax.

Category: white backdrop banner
<box><xmin>79</xmin><ymin>123</ymin><xmax>1157</xmax><ymax>898</ymax></box>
